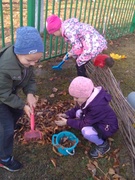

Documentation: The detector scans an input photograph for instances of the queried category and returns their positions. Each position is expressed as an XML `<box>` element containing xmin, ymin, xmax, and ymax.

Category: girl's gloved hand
<box><xmin>55</xmin><ymin>117</ymin><xmax>67</xmax><ymax>126</ymax></box>
<box><xmin>76</xmin><ymin>109</ymin><xmax>82</xmax><ymax>118</ymax></box>
<box><xmin>63</xmin><ymin>52</ymin><xmax>72</xmax><ymax>61</ymax></box>
<box><xmin>57</xmin><ymin>113</ymin><xmax>69</xmax><ymax>119</ymax></box>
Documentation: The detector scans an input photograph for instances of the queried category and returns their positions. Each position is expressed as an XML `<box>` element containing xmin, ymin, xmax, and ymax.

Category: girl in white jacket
<box><xmin>46</xmin><ymin>14</ymin><xmax>107</xmax><ymax>77</ymax></box>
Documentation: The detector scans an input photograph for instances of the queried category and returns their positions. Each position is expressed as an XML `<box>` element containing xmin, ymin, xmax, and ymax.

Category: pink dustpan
<box><xmin>24</xmin><ymin>107</ymin><xmax>42</xmax><ymax>141</ymax></box>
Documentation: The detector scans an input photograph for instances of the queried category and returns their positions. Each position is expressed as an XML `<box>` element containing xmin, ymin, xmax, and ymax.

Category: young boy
<box><xmin>55</xmin><ymin>76</ymin><xmax>118</xmax><ymax>158</ymax></box>
<box><xmin>0</xmin><ymin>26</ymin><xmax>44</xmax><ymax>172</ymax></box>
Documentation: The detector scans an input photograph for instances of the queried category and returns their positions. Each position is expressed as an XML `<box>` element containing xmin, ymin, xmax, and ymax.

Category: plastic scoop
<box><xmin>24</xmin><ymin>107</ymin><xmax>42</xmax><ymax>141</ymax></box>
<box><xmin>52</xmin><ymin>53</ymin><xmax>69</xmax><ymax>70</ymax></box>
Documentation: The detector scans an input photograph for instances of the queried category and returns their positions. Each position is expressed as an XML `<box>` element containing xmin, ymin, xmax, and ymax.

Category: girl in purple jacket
<box><xmin>55</xmin><ymin>76</ymin><xmax>118</xmax><ymax>158</ymax></box>
<box><xmin>46</xmin><ymin>15</ymin><xmax>107</xmax><ymax>77</ymax></box>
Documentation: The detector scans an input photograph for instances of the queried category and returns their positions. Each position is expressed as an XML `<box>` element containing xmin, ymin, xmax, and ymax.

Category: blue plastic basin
<box><xmin>52</xmin><ymin>131</ymin><xmax>79</xmax><ymax>156</ymax></box>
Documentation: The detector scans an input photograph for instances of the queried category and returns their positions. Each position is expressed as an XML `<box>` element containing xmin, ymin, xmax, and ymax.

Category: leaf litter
<box><xmin>14</xmin><ymin>97</ymin><xmax>130</xmax><ymax>179</ymax></box>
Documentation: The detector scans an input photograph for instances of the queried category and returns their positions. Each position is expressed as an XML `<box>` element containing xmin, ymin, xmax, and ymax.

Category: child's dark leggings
<box><xmin>76</xmin><ymin>63</ymin><xmax>87</xmax><ymax>77</ymax></box>
<box><xmin>0</xmin><ymin>104</ymin><xmax>23</xmax><ymax>159</ymax></box>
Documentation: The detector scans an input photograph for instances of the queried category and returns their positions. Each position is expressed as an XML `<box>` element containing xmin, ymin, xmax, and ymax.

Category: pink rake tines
<box><xmin>24</xmin><ymin>107</ymin><xmax>42</xmax><ymax>141</ymax></box>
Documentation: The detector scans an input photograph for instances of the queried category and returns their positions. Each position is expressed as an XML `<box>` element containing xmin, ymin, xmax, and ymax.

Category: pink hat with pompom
<box><xmin>46</xmin><ymin>14</ymin><xmax>62</xmax><ymax>34</ymax></box>
<box><xmin>68</xmin><ymin>76</ymin><xmax>94</xmax><ymax>98</ymax></box>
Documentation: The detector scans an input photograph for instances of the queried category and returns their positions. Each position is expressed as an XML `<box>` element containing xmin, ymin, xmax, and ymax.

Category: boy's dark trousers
<box><xmin>0</xmin><ymin>104</ymin><xmax>23</xmax><ymax>159</ymax></box>
<box><xmin>76</xmin><ymin>63</ymin><xmax>87</xmax><ymax>77</ymax></box>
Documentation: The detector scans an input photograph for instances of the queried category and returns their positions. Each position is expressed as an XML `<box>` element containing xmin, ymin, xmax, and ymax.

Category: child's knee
<box><xmin>81</xmin><ymin>129</ymin><xmax>95</xmax><ymax>142</ymax></box>
<box><xmin>81</xmin><ymin>126</ymin><xmax>97</xmax><ymax>138</ymax></box>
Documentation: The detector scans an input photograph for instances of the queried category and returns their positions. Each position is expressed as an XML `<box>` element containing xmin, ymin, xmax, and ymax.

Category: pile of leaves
<box><xmin>59</xmin><ymin>136</ymin><xmax>75</xmax><ymax>147</ymax></box>
<box><xmin>14</xmin><ymin>98</ymin><xmax>73</xmax><ymax>144</ymax></box>
<box><xmin>14</xmin><ymin>97</ymin><xmax>131</xmax><ymax>179</ymax></box>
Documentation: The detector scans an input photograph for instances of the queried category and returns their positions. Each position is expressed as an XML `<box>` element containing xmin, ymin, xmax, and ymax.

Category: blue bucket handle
<box><xmin>66</xmin><ymin>137</ymin><xmax>79</xmax><ymax>155</ymax></box>
<box><xmin>66</xmin><ymin>149</ymin><xmax>75</xmax><ymax>156</ymax></box>
<box><xmin>52</xmin><ymin>134</ymin><xmax>58</xmax><ymax>146</ymax></box>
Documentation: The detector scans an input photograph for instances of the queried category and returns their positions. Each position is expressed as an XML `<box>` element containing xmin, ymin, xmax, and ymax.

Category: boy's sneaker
<box><xmin>0</xmin><ymin>156</ymin><xmax>23</xmax><ymax>172</ymax></box>
<box><xmin>90</xmin><ymin>141</ymin><xmax>110</xmax><ymax>158</ymax></box>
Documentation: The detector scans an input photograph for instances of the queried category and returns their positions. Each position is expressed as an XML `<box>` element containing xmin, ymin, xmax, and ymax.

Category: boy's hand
<box><xmin>27</xmin><ymin>94</ymin><xmax>38</xmax><ymax>109</ymax></box>
<box><xmin>55</xmin><ymin>117</ymin><xmax>67</xmax><ymax>126</ymax></box>
<box><xmin>24</xmin><ymin>105</ymin><xmax>31</xmax><ymax>118</ymax></box>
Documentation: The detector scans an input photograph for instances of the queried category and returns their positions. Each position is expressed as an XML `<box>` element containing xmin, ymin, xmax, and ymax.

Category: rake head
<box><xmin>52</xmin><ymin>53</ymin><xmax>69</xmax><ymax>70</ymax></box>
<box><xmin>24</xmin><ymin>130</ymin><xmax>42</xmax><ymax>141</ymax></box>
<box><xmin>52</xmin><ymin>65</ymin><xmax>62</xmax><ymax>70</ymax></box>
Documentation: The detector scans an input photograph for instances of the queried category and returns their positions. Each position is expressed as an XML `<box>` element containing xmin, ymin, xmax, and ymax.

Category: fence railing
<box><xmin>0</xmin><ymin>0</ymin><xmax>135</xmax><ymax>60</ymax></box>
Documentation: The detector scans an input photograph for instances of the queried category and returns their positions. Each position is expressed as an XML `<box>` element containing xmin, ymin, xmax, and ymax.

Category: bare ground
<box><xmin>0</xmin><ymin>33</ymin><xmax>135</xmax><ymax>179</ymax></box>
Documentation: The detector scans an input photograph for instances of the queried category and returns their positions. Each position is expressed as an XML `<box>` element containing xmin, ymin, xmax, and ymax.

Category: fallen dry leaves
<box><xmin>87</xmin><ymin>160</ymin><xmax>97</xmax><ymax>176</ymax></box>
<box><xmin>52</xmin><ymin>146</ymin><xmax>63</xmax><ymax>157</ymax></box>
<box><xmin>87</xmin><ymin>159</ymin><xmax>127</xmax><ymax>180</ymax></box>
<box><xmin>14</xmin><ymin>98</ymin><xmax>73</xmax><ymax>144</ymax></box>
<box><xmin>87</xmin><ymin>138</ymin><xmax>129</xmax><ymax>180</ymax></box>
<box><xmin>14</xmin><ymin>98</ymin><xmax>129</xmax><ymax>179</ymax></box>
<box><xmin>50</xmin><ymin>158</ymin><xmax>57</xmax><ymax>168</ymax></box>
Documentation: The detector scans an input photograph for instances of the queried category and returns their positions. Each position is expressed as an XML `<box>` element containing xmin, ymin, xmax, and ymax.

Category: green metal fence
<box><xmin>0</xmin><ymin>0</ymin><xmax>135</xmax><ymax>60</ymax></box>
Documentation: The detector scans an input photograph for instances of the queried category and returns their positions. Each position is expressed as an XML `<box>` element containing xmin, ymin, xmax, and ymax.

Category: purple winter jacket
<box><xmin>66</xmin><ymin>88</ymin><xmax>118</xmax><ymax>139</ymax></box>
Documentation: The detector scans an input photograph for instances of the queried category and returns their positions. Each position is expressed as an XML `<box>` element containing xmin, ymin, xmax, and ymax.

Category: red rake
<box><xmin>24</xmin><ymin>107</ymin><xmax>42</xmax><ymax>141</ymax></box>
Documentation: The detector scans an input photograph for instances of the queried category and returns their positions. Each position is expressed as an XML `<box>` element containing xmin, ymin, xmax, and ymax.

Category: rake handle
<box><xmin>30</xmin><ymin>107</ymin><xmax>35</xmax><ymax>131</ymax></box>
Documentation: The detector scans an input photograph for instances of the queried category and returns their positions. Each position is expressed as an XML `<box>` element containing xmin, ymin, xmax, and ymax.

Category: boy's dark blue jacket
<box><xmin>66</xmin><ymin>88</ymin><xmax>118</xmax><ymax>140</ymax></box>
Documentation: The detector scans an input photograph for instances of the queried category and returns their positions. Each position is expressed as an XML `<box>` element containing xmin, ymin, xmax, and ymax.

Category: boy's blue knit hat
<box><xmin>14</xmin><ymin>26</ymin><xmax>44</xmax><ymax>54</ymax></box>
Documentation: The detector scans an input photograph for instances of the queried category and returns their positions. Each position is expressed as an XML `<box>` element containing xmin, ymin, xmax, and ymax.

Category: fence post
<box><xmin>35</xmin><ymin>0</ymin><xmax>44</xmax><ymax>33</ymax></box>
<box><xmin>130</xmin><ymin>12</ymin><xmax>135</xmax><ymax>33</ymax></box>
<box><xmin>27</xmin><ymin>0</ymin><xmax>35</xmax><ymax>26</ymax></box>
<box><xmin>0</xmin><ymin>1</ymin><xmax>5</xmax><ymax>47</ymax></box>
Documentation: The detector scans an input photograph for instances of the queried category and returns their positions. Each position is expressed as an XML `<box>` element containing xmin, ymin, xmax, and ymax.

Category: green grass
<box><xmin>0</xmin><ymin>33</ymin><xmax>135</xmax><ymax>179</ymax></box>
